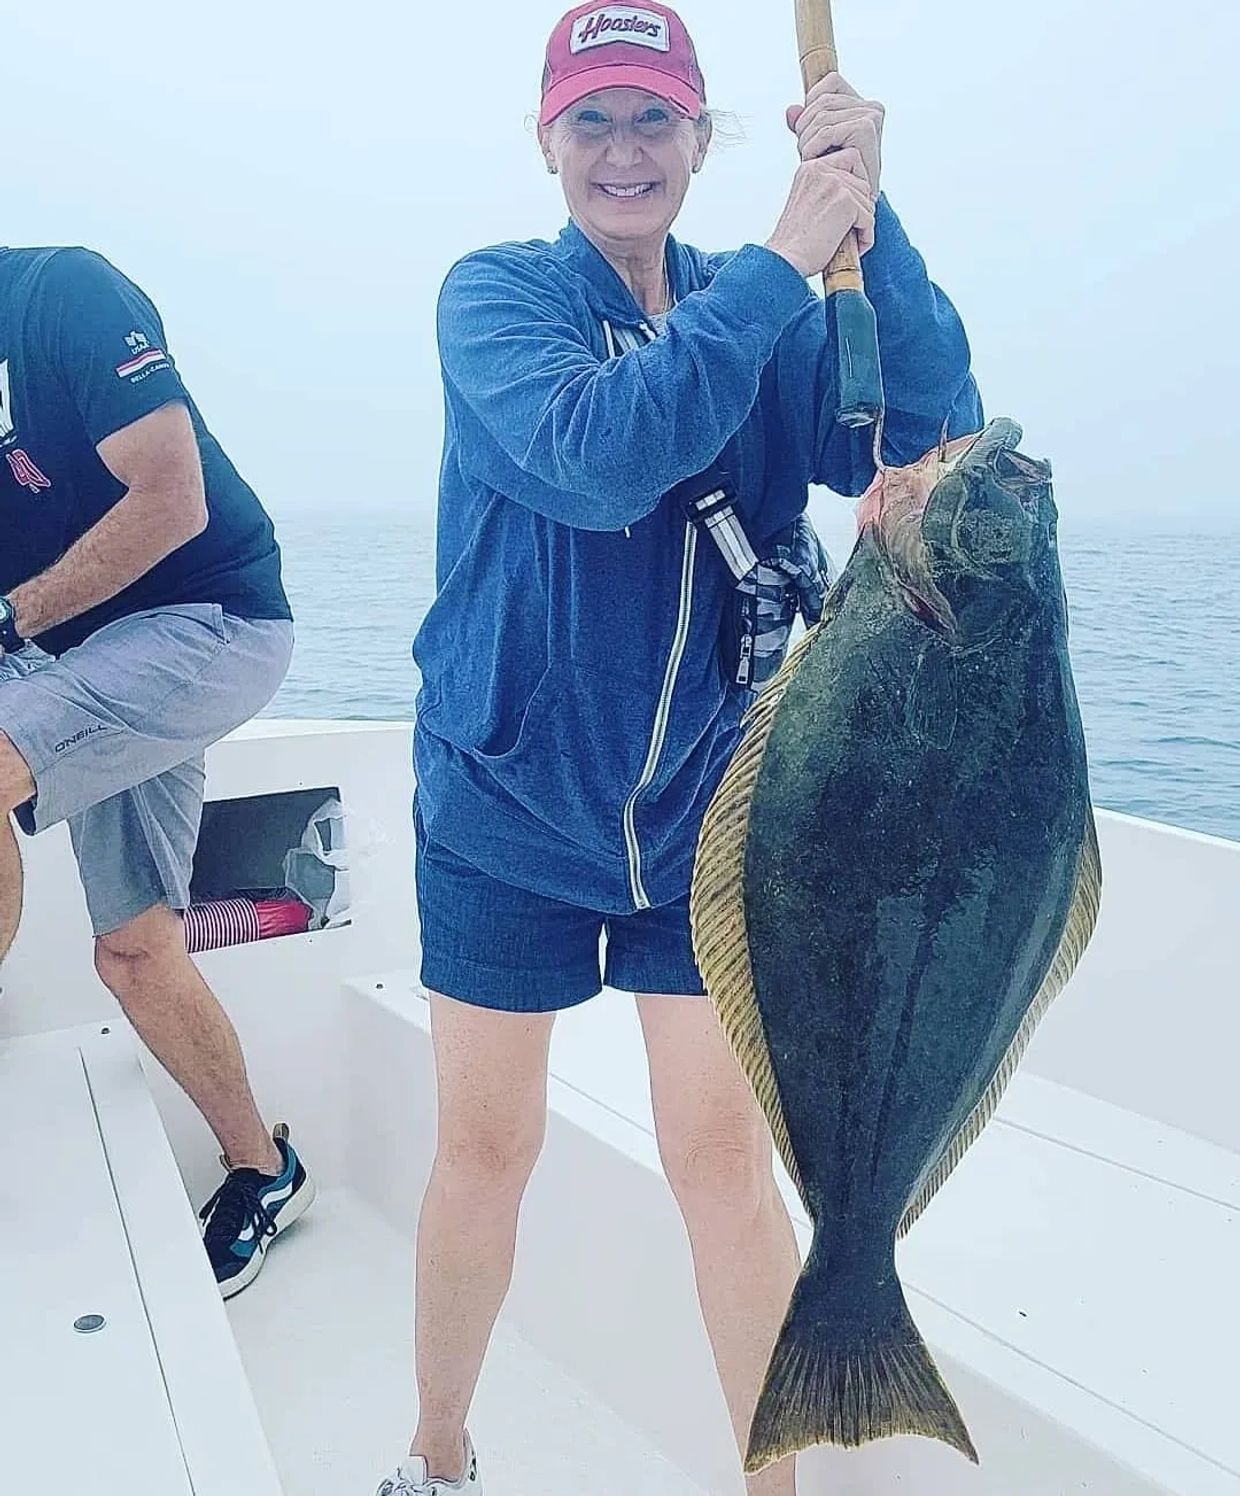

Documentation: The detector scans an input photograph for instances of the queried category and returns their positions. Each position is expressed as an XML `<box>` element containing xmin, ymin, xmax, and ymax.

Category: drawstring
<box><xmin>603</xmin><ymin>316</ymin><xmax>665</xmax><ymax>541</ymax></box>
<box><xmin>601</xmin><ymin>321</ymin><xmax>633</xmax><ymax>538</ymax></box>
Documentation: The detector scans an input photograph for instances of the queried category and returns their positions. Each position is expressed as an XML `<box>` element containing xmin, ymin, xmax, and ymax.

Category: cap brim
<box><xmin>539</xmin><ymin>65</ymin><xmax>703</xmax><ymax>127</ymax></box>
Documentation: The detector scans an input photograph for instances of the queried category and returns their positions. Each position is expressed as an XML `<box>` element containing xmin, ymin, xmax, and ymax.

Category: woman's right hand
<box><xmin>765</xmin><ymin>152</ymin><xmax>876</xmax><ymax>279</ymax></box>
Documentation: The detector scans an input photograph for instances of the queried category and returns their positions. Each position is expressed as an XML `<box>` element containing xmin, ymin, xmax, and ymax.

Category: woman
<box><xmin>380</xmin><ymin>4</ymin><xmax>982</xmax><ymax>1492</ymax></box>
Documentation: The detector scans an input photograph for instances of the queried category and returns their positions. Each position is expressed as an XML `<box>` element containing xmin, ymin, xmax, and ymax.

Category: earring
<box><xmin>547</xmin><ymin>162</ymin><xmax>558</xmax><ymax>175</ymax></box>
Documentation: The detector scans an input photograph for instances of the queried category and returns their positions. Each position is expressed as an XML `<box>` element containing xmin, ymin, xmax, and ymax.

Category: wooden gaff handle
<box><xmin>794</xmin><ymin>0</ymin><xmax>864</xmax><ymax>296</ymax></box>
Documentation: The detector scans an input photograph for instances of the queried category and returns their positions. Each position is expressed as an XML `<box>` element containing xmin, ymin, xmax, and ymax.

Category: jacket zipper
<box><xmin>603</xmin><ymin>313</ymin><xmax>694</xmax><ymax>909</ymax></box>
<box><xmin>622</xmin><ymin>520</ymin><xmax>697</xmax><ymax>909</ymax></box>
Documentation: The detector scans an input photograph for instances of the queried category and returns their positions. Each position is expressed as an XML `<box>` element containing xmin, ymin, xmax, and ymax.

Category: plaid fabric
<box><xmin>728</xmin><ymin>515</ymin><xmax>835</xmax><ymax>690</ymax></box>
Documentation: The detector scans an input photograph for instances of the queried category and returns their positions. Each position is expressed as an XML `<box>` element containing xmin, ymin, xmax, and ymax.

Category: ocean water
<box><xmin>265</xmin><ymin>513</ymin><xmax>1240</xmax><ymax>844</ymax></box>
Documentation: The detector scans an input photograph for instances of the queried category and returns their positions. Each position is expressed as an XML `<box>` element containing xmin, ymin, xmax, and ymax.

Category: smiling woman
<box><xmin>539</xmin><ymin>86</ymin><xmax>711</xmax><ymax>309</ymax></box>
<box><xmin>534</xmin><ymin>4</ymin><xmax>713</xmax><ymax>313</ymax></box>
<box><xmin>391</xmin><ymin>3</ymin><xmax>984</xmax><ymax>1494</ymax></box>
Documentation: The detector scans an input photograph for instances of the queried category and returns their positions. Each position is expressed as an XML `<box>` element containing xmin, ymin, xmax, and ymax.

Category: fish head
<box><xmin>867</xmin><ymin>419</ymin><xmax>1059</xmax><ymax>644</ymax></box>
<box><xmin>922</xmin><ymin>418</ymin><xmax>1061</xmax><ymax>642</ymax></box>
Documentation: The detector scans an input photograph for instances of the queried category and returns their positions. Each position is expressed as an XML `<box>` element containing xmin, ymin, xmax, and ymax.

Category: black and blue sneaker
<box><xmin>199</xmin><ymin>1123</ymin><xmax>316</xmax><ymax>1299</ymax></box>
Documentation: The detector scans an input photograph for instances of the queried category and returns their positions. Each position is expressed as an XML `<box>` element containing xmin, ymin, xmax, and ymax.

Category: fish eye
<box><xmin>954</xmin><ymin>490</ymin><xmax>1034</xmax><ymax>570</ymax></box>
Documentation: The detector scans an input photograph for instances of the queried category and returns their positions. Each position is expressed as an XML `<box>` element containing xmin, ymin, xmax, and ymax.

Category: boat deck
<box><xmin>3</xmin><ymin>721</ymin><xmax>1238</xmax><ymax>1495</ymax></box>
<box><xmin>228</xmin><ymin>1185</ymin><xmax>711</xmax><ymax>1496</ymax></box>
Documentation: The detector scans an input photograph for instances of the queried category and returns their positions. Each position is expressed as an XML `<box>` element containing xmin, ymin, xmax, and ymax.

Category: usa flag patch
<box><xmin>115</xmin><ymin>348</ymin><xmax>168</xmax><ymax>378</ymax></box>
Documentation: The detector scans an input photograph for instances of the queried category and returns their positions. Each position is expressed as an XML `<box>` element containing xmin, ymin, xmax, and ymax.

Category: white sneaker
<box><xmin>375</xmin><ymin>1433</ymin><xmax>481</xmax><ymax>1495</ymax></box>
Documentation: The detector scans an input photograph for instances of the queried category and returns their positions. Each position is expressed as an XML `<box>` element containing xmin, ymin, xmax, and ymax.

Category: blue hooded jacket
<box><xmin>414</xmin><ymin>198</ymin><xmax>982</xmax><ymax>913</ymax></box>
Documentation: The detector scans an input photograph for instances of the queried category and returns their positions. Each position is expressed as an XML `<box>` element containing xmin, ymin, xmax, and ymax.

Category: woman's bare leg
<box><xmin>639</xmin><ymin>993</ymin><xmax>802</xmax><ymax>1495</ymax></box>
<box><xmin>410</xmin><ymin>993</ymin><xmax>556</xmax><ymax>1480</ymax></box>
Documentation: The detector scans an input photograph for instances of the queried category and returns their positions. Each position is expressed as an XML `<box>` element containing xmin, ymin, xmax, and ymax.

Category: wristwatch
<box><xmin>0</xmin><ymin>595</ymin><xmax>24</xmax><ymax>653</ymax></box>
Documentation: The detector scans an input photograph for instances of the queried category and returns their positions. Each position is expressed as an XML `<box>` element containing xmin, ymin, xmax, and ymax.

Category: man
<box><xmin>0</xmin><ymin>244</ymin><xmax>314</xmax><ymax>1297</ymax></box>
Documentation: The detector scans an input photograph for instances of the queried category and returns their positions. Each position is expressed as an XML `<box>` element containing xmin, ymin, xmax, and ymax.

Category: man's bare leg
<box><xmin>0</xmin><ymin>733</ymin><xmax>36</xmax><ymax>963</ymax></box>
<box><xmin>0</xmin><ymin>816</ymin><xmax>23</xmax><ymax>963</ymax></box>
<box><xmin>95</xmin><ymin>904</ymin><xmax>281</xmax><ymax>1174</ymax></box>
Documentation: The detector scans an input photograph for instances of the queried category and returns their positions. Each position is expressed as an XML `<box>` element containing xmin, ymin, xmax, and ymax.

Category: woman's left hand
<box><xmin>787</xmin><ymin>73</ymin><xmax>884</xmax><ymax>199</ymax></box>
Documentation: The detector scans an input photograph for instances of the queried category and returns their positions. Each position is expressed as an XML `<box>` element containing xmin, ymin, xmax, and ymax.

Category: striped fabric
<box><xmin>184</xmin><ymin>898</ymin><xmax>261</xmax><ymax>953</ymax></box>
<box><xmin>183</xmin><ymin>896</ymin><xmax>311</xmax><ymax>954</ymax></box>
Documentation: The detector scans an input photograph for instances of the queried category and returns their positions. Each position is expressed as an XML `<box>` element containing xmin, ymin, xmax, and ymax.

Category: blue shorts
<box><xmin>414</xmin><ymin>810</ymin><xmax>707</xmax><ymax>1013</ymax></box>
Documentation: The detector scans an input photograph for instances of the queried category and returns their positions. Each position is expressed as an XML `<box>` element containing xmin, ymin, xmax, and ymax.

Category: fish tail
<box><xmin>744</xmin><ymin>1262</ymin><xmax>978</xmax><ymax>1473</ymax></box>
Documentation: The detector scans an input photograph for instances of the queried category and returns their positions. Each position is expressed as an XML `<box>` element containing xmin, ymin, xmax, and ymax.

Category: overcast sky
<box><xmin>5</xmin><ymin>0</ymin><xmax>1237</xmax><ymax>531</ymax></box>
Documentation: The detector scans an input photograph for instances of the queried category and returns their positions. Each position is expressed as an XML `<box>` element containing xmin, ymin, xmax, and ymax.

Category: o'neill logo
<box><xmin>571</xmin><ymin>7</ymin><xmax>670</xmax><ymax>54</ymax></box>
<box><xmin>54</xmin><ymin>723</ymin><xmax>106</xmax><ymax>753</ymax></box>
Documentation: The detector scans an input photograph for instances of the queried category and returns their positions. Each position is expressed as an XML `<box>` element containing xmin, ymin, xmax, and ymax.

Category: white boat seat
<box><xmin>901</xmin><ymin>1072</ymin><xmax>1240</xmax><ymax>1491</ymax></box>
<box><xmin>542</xmin><ymin>988</ymin><xmax>1240</xmax><ymax>1492</ymax></box>
<box><xmin>0</xmin><ymin>1024</ymin><xmax>282</xmax><ymax>1496</ymax></box>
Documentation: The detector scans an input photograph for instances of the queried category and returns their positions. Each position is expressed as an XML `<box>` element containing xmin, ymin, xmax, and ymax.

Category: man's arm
<box><xmin>9</xmin><ymin>401</ymin><xmax>207</xmax><ymax>639</ymax></box>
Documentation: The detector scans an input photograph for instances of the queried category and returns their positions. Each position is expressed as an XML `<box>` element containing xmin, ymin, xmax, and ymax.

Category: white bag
<box><xmin>283</xmin><ymin>796</ymin><xmax>351</xmax><ymax>929</ymax></box>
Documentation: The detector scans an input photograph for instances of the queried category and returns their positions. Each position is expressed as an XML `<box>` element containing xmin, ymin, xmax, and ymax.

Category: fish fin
<box><xmin>690</xmin><ymin>613</ymin><xmax>839</xmax><ymax>1208</ymax></box>
<box><xmin>745</xmin><ymin>1262</ymin><xmax>977</xmax><ymax>1471</ymax></box>
<box><xmin>898</xmin><ymin>811</ymin><xmax>1103</xmax><ymax>1236</ymax></box>
<box><xmin>904</xmin><ymin>641</ymin><xmax>958</xmax><ymax>749</ymax></box>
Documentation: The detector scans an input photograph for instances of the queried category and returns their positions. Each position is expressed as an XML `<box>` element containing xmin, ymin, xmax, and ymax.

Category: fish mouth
<box><xmin>862</xmin><ymin>449</ymin><xmax>966</xmax><ymax>633</ymax></box>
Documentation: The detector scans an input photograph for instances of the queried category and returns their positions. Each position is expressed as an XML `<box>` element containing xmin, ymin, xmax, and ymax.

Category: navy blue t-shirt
<box><xmin>0</xmin><ymin>245</ymin><xmax>290</xmax><ymax>655</ymax></box>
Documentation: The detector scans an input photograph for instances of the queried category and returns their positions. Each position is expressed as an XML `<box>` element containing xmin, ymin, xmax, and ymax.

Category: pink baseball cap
<box><xmin>539</xmin><ymin>3</ymin><xmax>707</xmax><ymax>127</ymax></box>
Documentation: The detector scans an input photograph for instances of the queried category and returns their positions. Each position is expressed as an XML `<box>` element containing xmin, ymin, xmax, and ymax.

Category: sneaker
<box><xmin>375</xmin><ymin>1433</ymin><xmax>481</xmax><ymax>1495</ymax></box>
<box><xmin>199</xmin><ymin>1123</ymin><xmax>316</xmax><ymax>1299</ymax></box>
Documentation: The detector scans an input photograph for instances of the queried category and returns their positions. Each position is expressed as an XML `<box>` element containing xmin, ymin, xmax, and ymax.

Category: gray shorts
<box><xmin>0</xmin><ymin>604</ymin><xmax>293</xmax><ymax>936</ymax></box>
